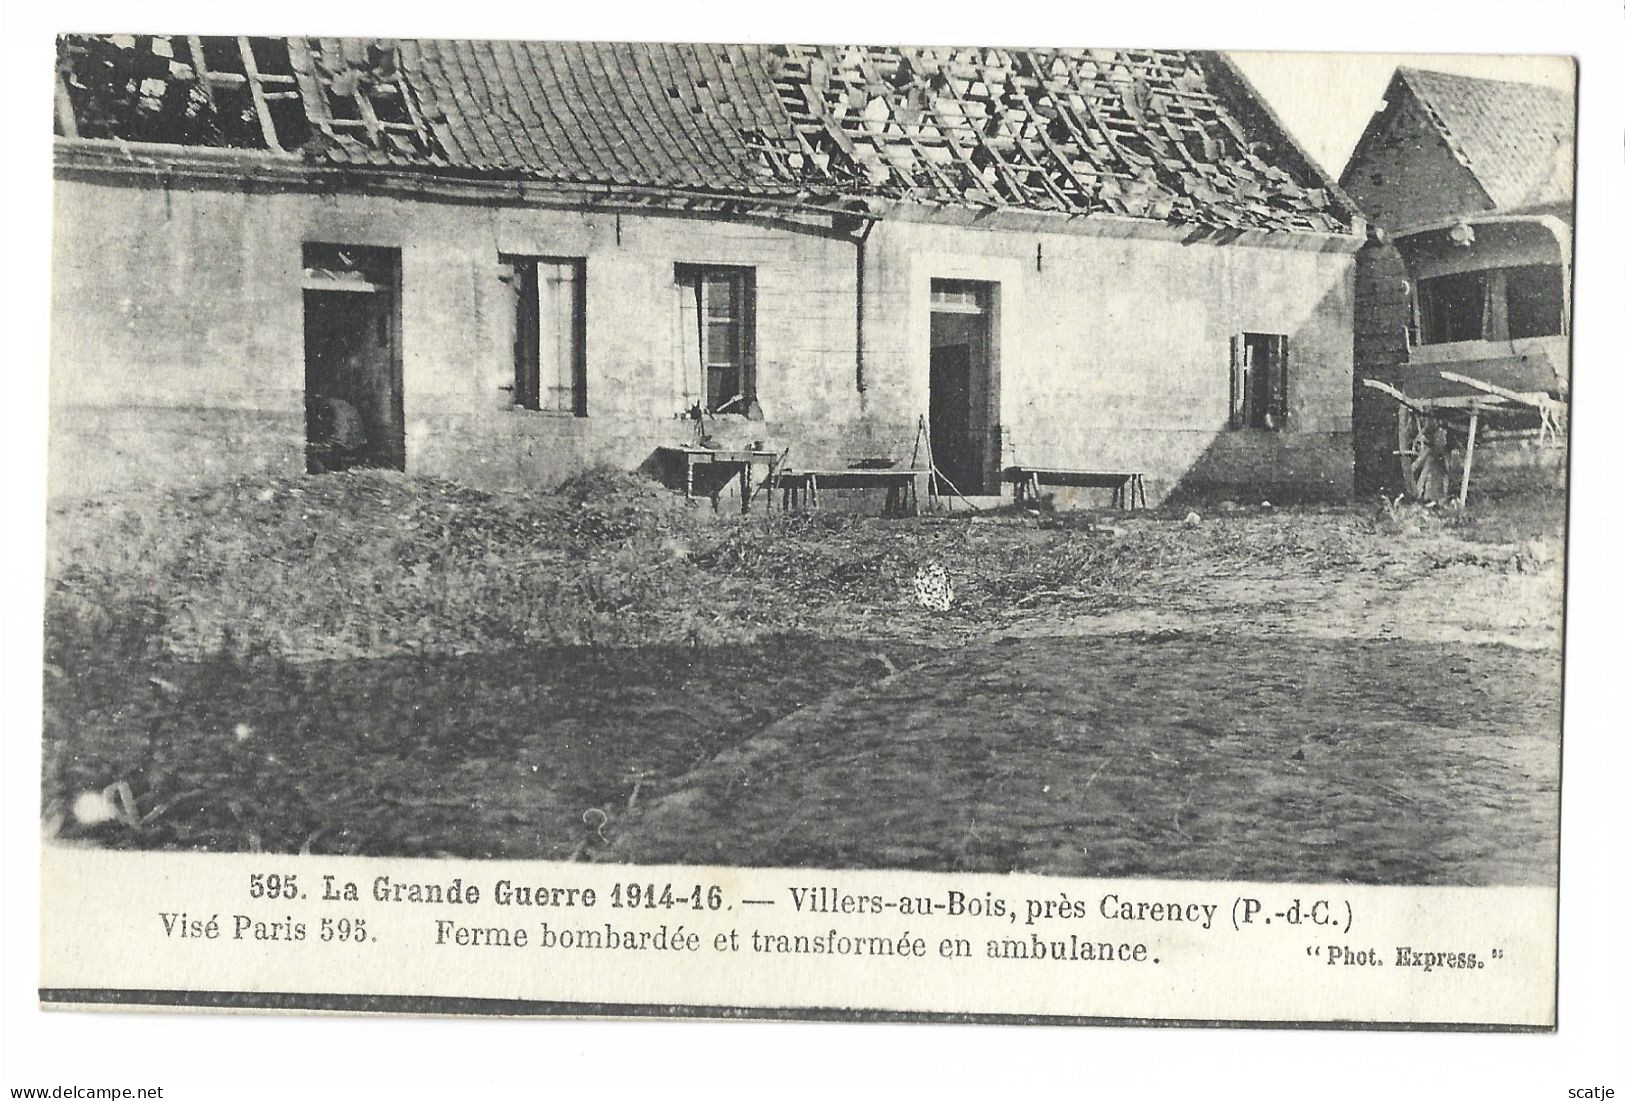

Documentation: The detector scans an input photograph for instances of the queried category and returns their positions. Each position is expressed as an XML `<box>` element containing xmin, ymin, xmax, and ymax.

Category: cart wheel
<box><xmin>1396</xmin><ymin>406</ymin><xmax>1423</xmax><ymax>498</ymax></box>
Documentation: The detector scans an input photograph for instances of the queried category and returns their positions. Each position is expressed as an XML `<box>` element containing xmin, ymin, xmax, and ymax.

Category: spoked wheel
<box><xmin>1396</xmin><ymin>406</ymin><xmax>1424</xmax><ymax>498</ymax></box>
<box><xmin>1397</xmin><ymin>406</ymin><xmax>1460</xmax><ymax>503</ymax></box>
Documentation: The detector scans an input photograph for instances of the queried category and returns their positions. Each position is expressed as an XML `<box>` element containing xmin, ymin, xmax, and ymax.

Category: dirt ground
<box><xmin>44</xmin><ymin>480</ymin><xmax>1566</xmax><ymax>885</ymax></box>
<box><xmin>605</xmin><ymin>635</ymin><xmax>1558</xmax><ymax>884</ymax></box>
<box><xmin>597</xmin><ymin>495</ymin><xmax>1563</xmax><ymax>886</ymax></box>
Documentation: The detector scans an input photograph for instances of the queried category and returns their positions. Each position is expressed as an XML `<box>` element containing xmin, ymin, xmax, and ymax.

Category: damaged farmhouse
<box><xmin>41</xmin><ymin>40</ymin><xmax>1576</xmax><ymax>1020</ymax></box>
<box><xmin>1343</xmin><ymin>67</ymin><xmax>1573</xmax><ymax>502</ymax></box>
<box><xmin>52</xmin><ymin>38</ymin><xmax>1370</xmax><ymax>507</ymax></box>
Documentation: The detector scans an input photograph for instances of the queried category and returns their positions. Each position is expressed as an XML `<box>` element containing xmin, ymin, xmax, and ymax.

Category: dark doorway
<box><xmin>302</xmin><ymin>243</ymin><xmax>403</xmax><ymax>473</ymax></box>
<box><xmin>929</xmin><ymin>279</ymin><xmax>996</xmax><ymax>495</ymax></box>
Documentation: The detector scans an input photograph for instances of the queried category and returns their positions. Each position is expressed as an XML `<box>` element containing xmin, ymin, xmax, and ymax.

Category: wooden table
<box><xmin>1006</xmin><ymin>466</ymin><xmax>1147</xmax><ymax>510</ymax></box>
<box><xmin>777</xmin><ymin>469</ymin><xmax>928</xmax><ymax>516</ymax></box>
<box><xmin>660</xmin><ymin>446</ymin><xmax>782</xmax><ymax>514</ymax></box>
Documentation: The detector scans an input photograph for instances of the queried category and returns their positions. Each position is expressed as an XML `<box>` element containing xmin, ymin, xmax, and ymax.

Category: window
<box><xmin>1230</xmin><ymin>333</ymin><xmax>1289</xmax><ymax>430</ymax></box>
<box><xmin>677</xmin><ymin>265</ymin><xmax>755</xmax><ymax>413</ymax></box>
<box><xmin>504</xmin><ymin>256</ymin><xmax>586</xmax><ymax>416</ymax></box>
<box><xmin>1416</xmin><ymin>264</ymin><xmax>1566</xmax><ymax>344</ymax></box>
<box><xmin>1417</xmin><ymin>271</ymin><xmax>1489</xmax><ymax>344</ymax></box>
<box><xmin>1504</xmin><ymin>264</ymin><xmax>1565</xmax><ymax>340</ymax></box>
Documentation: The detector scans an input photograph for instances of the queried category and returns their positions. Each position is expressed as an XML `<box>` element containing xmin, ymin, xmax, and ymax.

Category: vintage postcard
<box><xmin>39</xmin><ymin>36</ymin><xmax>1574</xmax><ymax>1028</ymax></box>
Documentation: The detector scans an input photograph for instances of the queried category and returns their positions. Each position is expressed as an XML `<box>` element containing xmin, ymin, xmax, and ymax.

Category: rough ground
<box><xmin>44</xmin><ymin>472</ymin><xmax>1566</xmax><ymax>885</ymax></box>
<box><xmin>605</xmin><ymin>636</ymin><xmax>1559</xmax><ymax>884</ymax></box>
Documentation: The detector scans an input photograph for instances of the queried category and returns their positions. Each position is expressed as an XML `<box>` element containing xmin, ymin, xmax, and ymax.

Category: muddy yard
<box><xmin>44</xmin><ymin>473</ymin><xmax>1566</xmax><ymax>885</ymax></box>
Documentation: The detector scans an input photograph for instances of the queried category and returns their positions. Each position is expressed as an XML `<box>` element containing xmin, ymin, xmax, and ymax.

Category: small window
<box><xmin>1504</xmin><ymin>264</ymin><xmax>1565</xmax><ymax>340</ymax></box>
<box><xmin>1230</xmin><ymin>333</ymin><xmax>1289</xmax><ymax>430</ymax></box>
<box><xmin>677</xmin><ymin>265</ymin><xmax>756</xmax><ymax>414</ymax></box>
<box><xmin>1417</xmin><ymin>271</ymin><xmax>1489</xmax><ymax>344</ymax></box>
<box><xmin>504</xmin><ymin>256</ymin><xmax>586</xmax><ymax>416</ymax></box>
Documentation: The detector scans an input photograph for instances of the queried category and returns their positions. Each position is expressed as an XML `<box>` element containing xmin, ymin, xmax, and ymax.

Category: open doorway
<box><xmin>929</xmin><ymin>279</ymin><xmax>997</xmax><ymax>495</ymax></box>
<box><xmin>302</xmin><ymin>243</ymin><xmax>403</xmax><ymax>473</ymax></box>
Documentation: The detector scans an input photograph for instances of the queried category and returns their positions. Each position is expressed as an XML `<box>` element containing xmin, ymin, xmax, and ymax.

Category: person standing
<box><xmin>307</xmin><ymin>392</ymin><xmax>368</xmax><ymax>473</ymax></box>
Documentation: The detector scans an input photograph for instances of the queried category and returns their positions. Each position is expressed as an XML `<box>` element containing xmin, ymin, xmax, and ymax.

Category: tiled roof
<box><xmin>56</xmin><ymin>36</ymin><xmax>1355</xmax><ymax>232</ymax></box>
<box><xmin>1396</xmin><ymin>68</ymin><xmax>1574</xmax><ymax>213</ymax></box>
<box><xmin>380</xmin><ymin>40</ymin><xmax>801</xmax><ymax>195</ymax></box>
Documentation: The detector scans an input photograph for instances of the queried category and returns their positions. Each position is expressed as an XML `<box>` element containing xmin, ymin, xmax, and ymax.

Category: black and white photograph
<box><xmin>9</xmin><ymin>5</ymin><xmax>1623</xmax><ymax>1091</ymax></box>
<box><xmin>43</xmin><ymin>37</ymin><xmax>1571</xmax><ymax>885</ymax></box>
<box><xmin>10</xmin><ymin>0</ymin><xmax>1625</xmax><ymax>1090</ymax></box>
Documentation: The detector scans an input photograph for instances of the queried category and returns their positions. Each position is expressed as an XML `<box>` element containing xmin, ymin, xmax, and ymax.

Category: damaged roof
<box><xmin>1393</xmin><ymin>67</ymin><xmax>1574</xmax><ymax>215</ymax></box>
<box><xmin>55</xmin><ymin>35</ymin><xmax>1356</xmax><ymax>232</ymax></box>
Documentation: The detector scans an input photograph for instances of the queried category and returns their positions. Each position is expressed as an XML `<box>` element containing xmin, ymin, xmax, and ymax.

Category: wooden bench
<box><xmin>1006</xmin><ymin>466</ymin><xmax>1147</xmax><ymax>510</ymax></box>
<box><xmin>777</xmin><ymin>469</ymin><xmax>928</xmax><ymax>516</ymax></box>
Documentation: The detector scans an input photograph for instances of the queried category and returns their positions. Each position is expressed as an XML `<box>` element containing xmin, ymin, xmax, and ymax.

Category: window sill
<box><xmin>1409</xmin><ymin>334</ymin><xmax>1567</xmax><ymax>360</ymax></box>
<box><xmin>510</xmin><ymin>406</ymin><xmax>588</xmax><ymax>419</ymax></box>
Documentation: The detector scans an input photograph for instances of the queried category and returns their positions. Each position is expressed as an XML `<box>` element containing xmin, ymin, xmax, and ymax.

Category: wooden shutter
<box><xmin>739</xmin><ymin>269</ymin><xmax>757</xmax><ymax>407</ymax></box>
<box><xmin>511</xmin><ymin>259</ymin><xmax>540</xmax><ymax>410</ymax></box>
<box><xmin>1272</xmin><ymin>335</ymin><xmax>1289</xmax><ymax>425</ymax></box>
<box><xmin>676</xmin><ymin>270</ymin><xmax>704</xmax><ymax>410</ymax></box>
<box><xmin>537</xmin><ymin>260</ymin><xmax>584</xmax><ymax>414</ymax></box>
<box><xmin>1229</xmin><ymin>334</ymin><xmax>1245</xmax><ymax>429</ymax></box>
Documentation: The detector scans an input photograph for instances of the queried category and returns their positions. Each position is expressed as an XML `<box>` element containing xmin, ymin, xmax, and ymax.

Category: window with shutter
<box><xmin>676</xmin><ymin>265</ymin><xmax>756</xmax><ymax>414</ymax></box>
<box><xmin>503</xmin><ymin>255</ymin><xmax>586</xmax><ymax>416</ymax></box>
<box><xmin>1230</xmin><ymin>334</ymin><xmax>1245</xmax><ymax>429</ymax></box>
<box><xmin>1231</xmin><ymin>332</ymin><xmax>1289</xmax><ymax>431</ymax></box>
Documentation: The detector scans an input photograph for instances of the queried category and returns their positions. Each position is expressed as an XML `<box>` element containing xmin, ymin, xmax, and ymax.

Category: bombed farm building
<box><xmin>52</xmin><ymin>37</ymin><xmax>1367</xmax><ymax>506</ymax></box>
<box><xmin>1341</xmin><ymin>67</ymin><xmax>1574</xmax><ymax>496</ymax></box>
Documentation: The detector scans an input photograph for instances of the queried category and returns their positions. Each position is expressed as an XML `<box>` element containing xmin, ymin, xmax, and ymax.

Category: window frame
<box><xmin>1416</xmin><ymin>269</ymin><xmax>1491</xmax><ymax>345</ymax></box>
<box><xmin>1415</xmin><ymin>263</ymin><xmax>1567</xmax><ymax>346</ymax></box>
<box><xmin>503</xmin><ymin>254</ymin><xmax>587</xmax><ymax>418</ymax></box>
<box><xmin>1502</xmin><ymin>263</ymin><xmax>1567</xmax><ymax>341</ymax></box>
<box><xmin>676</xmin><ymin>264</ymin><xmax>757</xmax><ymax>415</ymax></box>
<box><xmin>1229</xmin><ymin>332</ymin><xmax>1290</xmax><ymax>431</ymax></box>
